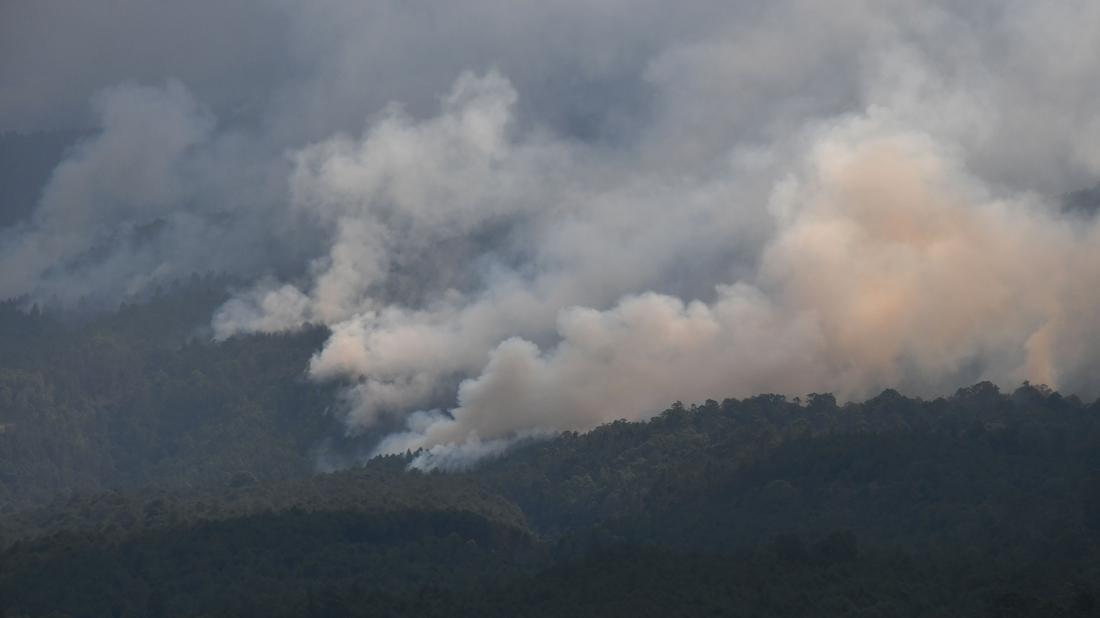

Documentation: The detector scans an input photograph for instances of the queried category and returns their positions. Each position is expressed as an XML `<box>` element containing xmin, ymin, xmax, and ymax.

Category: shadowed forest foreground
<box><xmin>1</xmin><ymin>291</ymin><xmax>1100</xmax><ymax>616</ymax></box>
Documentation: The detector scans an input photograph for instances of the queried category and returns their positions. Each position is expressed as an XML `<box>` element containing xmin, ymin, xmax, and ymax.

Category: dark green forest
<box><xmin>2</xmin><ymin>287</ymin><xmax>1100</xmax><ymax>617</ymax></box>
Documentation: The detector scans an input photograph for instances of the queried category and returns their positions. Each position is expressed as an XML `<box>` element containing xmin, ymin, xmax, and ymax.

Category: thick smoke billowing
<box><xmin>4</xmin><ymin>0</ymin><xmax>1100</xmax><ymax>468</ymax></box>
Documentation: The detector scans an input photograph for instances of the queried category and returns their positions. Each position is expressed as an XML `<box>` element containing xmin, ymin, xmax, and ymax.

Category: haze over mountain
<box><xmin>4</xmin><ymin>0</ymin><xmax>1100</xmax><ymax>468</ymax></box>
<box><xmin>6</xmin><ymin>4</ymin><xmax>1100</xmax><ymax>616</ymax></box>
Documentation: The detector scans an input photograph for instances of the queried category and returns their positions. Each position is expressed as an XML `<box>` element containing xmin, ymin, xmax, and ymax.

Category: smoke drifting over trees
<box><xmin>4</xmin><ymin>0</ymin><xmax>1100</xmax><ymax>466</ymax></box>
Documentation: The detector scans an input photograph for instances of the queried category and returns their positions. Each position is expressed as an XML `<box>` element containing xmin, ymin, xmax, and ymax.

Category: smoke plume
<box><xmin>4</xmin><ymin>0</ymin><xmax>1100</xmax><ymax>467</ymax></box>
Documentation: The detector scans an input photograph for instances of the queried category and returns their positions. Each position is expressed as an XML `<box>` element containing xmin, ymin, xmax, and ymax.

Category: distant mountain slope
<box><xmin>3</xmin><ymin>380</ymin><xmax>1100</xmax><ymax>616</ymax></box>
<box><xmin>0</xmin><ymin>279</ymin><xmax>344</xmax><ymax>510</ymax></box>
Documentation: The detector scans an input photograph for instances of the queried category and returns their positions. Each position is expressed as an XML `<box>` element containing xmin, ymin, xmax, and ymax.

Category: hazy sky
<box><xmin>4</xmin><ymin>0</ymin><xmax>1100</xmax><ymax>467</ymax></box>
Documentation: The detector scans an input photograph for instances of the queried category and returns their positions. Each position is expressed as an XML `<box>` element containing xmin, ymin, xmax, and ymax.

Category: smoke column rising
<box><xmin>3</xmin><ymin>0</ymin><xmax>1100</xmax><ymax>467</ymax></box>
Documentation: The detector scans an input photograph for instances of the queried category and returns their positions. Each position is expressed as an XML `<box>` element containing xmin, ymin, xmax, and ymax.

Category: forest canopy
<box><xmin>1</xmin><ymin>291</ymin><xmax>1100</xmax><ymax>616</ymax></box>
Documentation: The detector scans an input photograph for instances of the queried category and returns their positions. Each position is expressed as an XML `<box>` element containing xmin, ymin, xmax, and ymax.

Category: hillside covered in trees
<box><xmin>0</xmin><ymin>278</ymin><xmax>343</xmax><ymax>509</ymax></box>
<box><xmin>1</xmin><ymin>291</ymin><xmax>1100</xmax><ymax>616</ymax></box>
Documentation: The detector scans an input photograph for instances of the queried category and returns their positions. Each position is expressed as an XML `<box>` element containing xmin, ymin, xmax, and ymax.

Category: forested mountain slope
<box><xmin>3</xmin><ymin>359</ymin><xmax>1100</xmax><ymax>616</ymax></box>
<box><xmin>0</xmin><ymin>279</ymin><xmax>341</xmax><ymax>510</ymax></box>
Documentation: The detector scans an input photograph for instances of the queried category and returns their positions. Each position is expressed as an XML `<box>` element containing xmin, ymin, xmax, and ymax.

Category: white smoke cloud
<box><xmin>0</xmin><ymin>80</ymin><xmax>316</xmax><ymax>305</ymax></box>
<box><xmin>368</xmin><ymin>114</ymin><xmax>1100</xmax><ymax>468</ymax></box>
<box><xmin>4</xmin><ymin>1</ymin><xmax>1100</xmax><ymax>467</ymax></box>
<box><xmin>0</xmin><ymin>82</ymin><xmax>213</xmax><ymax>301</ymax></box>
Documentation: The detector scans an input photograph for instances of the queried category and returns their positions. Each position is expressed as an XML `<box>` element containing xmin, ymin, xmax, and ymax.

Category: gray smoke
<box><xmin>3</xmin><ymin>0</ymin><xmax>1100</xmax><ymax>468</ymax></box>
